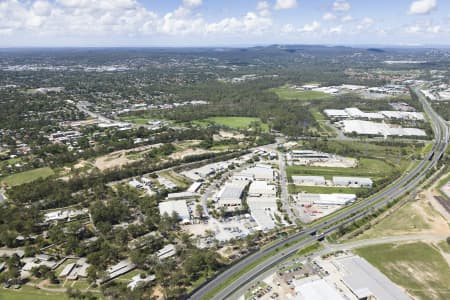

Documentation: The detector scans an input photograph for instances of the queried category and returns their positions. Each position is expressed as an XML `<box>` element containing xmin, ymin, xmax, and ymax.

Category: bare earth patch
<box><xmin>94</xmin><ymin>144</ymin><xmax>162</xmax><ymax>171</ymax></box>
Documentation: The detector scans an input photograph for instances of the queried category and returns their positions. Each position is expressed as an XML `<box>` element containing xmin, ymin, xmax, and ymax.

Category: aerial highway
<box><xmin>189</xmin><ymin>86</ymin><xmax>449</xmax><ymax>300</ymax></box>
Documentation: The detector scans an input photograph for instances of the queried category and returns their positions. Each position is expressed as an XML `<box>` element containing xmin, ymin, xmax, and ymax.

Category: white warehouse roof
<box><xmin>333</xmin><ymin>176</ymin><xmax>373</xmax><ymax>187</ymax></box>
<box><xmin>297</xmin><ymin>193</ymin><xmax>356</xmax><ymax>205</ymax></box>
<box><xmin>292</xmin><ymin>176</ymin><xmax>326</xmax><ymax>185</ymax></box>
<box><xmin>248</xmin><ymin>181</ymin><xmax>277</xmax><ymax>197</ymax></box>
<box><xmin>295</xmin><ymin>278</ymin><xmax>346</xmax><ymax>300</ymax></box>
<box><xmin>341</xmin><ymin>120</ymin><xmax>426</xmax><ymax>137</ymax></box>
<box><xmin>158</xmin><ymin>200</ymin><xmax>190</xmax><ymax>221</ymax></box>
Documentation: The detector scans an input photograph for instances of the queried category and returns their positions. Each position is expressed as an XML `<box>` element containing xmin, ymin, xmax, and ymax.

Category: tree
<box><xmin>195</xmin><ymin>204</ymin><xmax>204</xmax><ymax>220</ymax></box>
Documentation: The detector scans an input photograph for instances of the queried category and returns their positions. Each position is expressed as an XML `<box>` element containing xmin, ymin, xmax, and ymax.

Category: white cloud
<box><xmin>405</xmin><ymin>21</ymin><xmax>441</xmax><ymax>34</ymax></box>
<box><xmin>182</xmin><ymin>0</ymin><xmax>202</xmax><ymax>8</ymax></box>
<box><xmin>281</xmin><ymin>23</ymin><xmax>296</xmax><ymax>33</ymax></box>
<box><xmin>329</xmin><ymin>25</ymin><xmax>343</xmax><ymax>33</ymax></box>
<box><xmin>323</xmin><ymin>12</ymin><xmax>336</xmax><ymax>21</ymax></box>
<box><xmin>0</xmin><ymin>0</ymin><xmax>275</xmax><ymax>39</ymax></box>
<box><xmin>257</xmin><ymin>1</ymin><xmax>270</xmax><ymax>10</ymax></box>
<box><xmin>299</xmin><ymin>21</ymin><xmax>321</xmax><ymax>32</ymax></box>
<box><xmin>341</xmin><ymin>15</ymin><xmax>353</xmax><ymax>22</ymax></box>
<box><xmin>333</xmin><ymin>0</ymin><xmax>351</xmax><ymax>12</ymax></box>
<box><xmin>257</xmin><ymin>1</ymin><xmax>271</xmax><ymax>17</ymax></box>
<box><xmin>206</xmin><ymin>12</ymin><xmax>272</xmax><ymax>34</ymax></box>
<box><xmin>274</xmin><ymin>0</ymin><xmax>297</xmax><ymax>10</ymax></box>
<box><xmin>357</xmin><ymin>17</ymin><xmax>374</xmax><ymax>30</ymax></box>
<box><xmin>408</xmin><ymin>0</ymin><xmax>436</xmax><ymax>14</ymax></box>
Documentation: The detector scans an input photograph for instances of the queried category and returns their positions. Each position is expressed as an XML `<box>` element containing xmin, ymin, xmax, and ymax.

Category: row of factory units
<box><xmin>324</xmin><ymin>107</ymin><xmax>424</xmax><ymax>121</ymax></box>
<box><xmin>292</xmin><ymin>176</ymin><xmax>373</xmax><ymax>188</ymax></box>
<box><xmin>294</xmin><ymin>83</ymin><xmax>408</xmax><ymax>97</ymax></box>
<box><xmin>257</xmin><ymin>253</ymin><xmax>411</xmax><ymax>300</ymax></box>
<box><xmin>287</xmin><ymin>150</ymin><xmax>357</xmax><ymax>168</ymax></box>
<box><xmin>336</xmin><ymin>119</ymin><xmax>426</xmax><ymax>137</ymax></box>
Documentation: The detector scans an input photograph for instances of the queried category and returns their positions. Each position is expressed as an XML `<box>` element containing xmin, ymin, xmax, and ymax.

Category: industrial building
<box><xmin>337</xmin><ymin>255</ymin><xmax>410</xmax><ymax>300</ymax></box>
<box><xmin>345</xmin><ymin>107</ymin><xmax>384</xmax><ymax>120</ymax></box>
<box><xmin>340</xmin><ymin>120</ymin><xmax>426</xmax><ymax>137</ymax></box>
<box><xmin>296</xmin><ymin>193</ymin><xmax>356</xmax><ymax>206</ymax></box>
<box><xmin>247</xmin><ymin>197</ymin><xmax>278</xmax><ymax>231</ymax></box>
<box><xmin>187</xmin><ymin>182</ymin><xmax>202</xmax><ymax>193</ymax></box>
<box><xmin>215</xmin><ymin>181</ymin><xmax>249</xmax><ymax>208</ymax></box>
<box><xmin>166</xmin><ymin>191</ymin><xmax>197</xmax><ymax>201</ymax></box>
<box><xmin>292</xmin><ymin>176</ymin><xmax>326</xmax><ymax>186</ymax></box>
<box><xmin>248</xmin><ymin>181</ymin><xmax>277</xmax><ymax>197</ymax></box>
<box><xmin>332</xmin><ymin>177</ymin><xmax>373</xmax><ymax>188</ymax></box>
<box><xmin>380</xmin><ymin>111</ymin><xmax>424</xmax><ymax>121</ymax></box>
<box><xmin>294</xmin><ymin>278</ymin><xmax>346</xmax><ymax>300</ymax></box>
<box><xmin>323</xmin><ymin>109</ymin><xmax>349</xmax><ymax>120</ymax></box>
<box><xmin>237</xmin><ymin>164</ymin><xmax>276</xmax><ymax>182</ymax></box>
<box><xmin>158</xmin><ymin>200</ymin><xmax>190</xmax><ymax>221</ymax></box>
<box><xmin>325</xmin><ymin>107</ymin><xmax>424</xmax><ymax>122</ymax></box>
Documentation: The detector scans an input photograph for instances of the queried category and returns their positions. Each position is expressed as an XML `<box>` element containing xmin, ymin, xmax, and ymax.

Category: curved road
<box><xmin>189</xmin><ymin>86</ymin><xmax>449</xmax><ymax>300</ymax></box>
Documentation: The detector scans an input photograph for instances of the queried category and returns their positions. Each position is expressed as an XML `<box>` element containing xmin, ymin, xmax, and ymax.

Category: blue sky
<box><xmin>0</xmin><ymin>0</ymin><xmax>448</xmax><ymax>47</ymax></box>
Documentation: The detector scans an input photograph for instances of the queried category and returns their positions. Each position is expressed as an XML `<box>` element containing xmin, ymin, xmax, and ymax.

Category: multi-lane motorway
<box><xmin>189</xmin><ymin>86</ymin><xmax>449</xmax><ymax>300</ymax></box>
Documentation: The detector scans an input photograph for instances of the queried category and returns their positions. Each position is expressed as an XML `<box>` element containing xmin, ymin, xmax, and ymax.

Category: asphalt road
<box><xmin>189</xmin><ymin>86</ymin><xmax>449</xmax><ymax>300</ymax></box>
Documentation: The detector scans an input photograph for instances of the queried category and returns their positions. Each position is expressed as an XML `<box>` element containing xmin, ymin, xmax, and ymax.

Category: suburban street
<box><xmin>188</xmin><ymin>86</ymin><xmax>449</xmax><ymax>300</ymax></box>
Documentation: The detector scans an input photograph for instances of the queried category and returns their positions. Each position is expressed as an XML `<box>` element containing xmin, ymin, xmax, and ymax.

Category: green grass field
<box><xmin>0</xmin><ymin>286</ymin><xmax>69</xmax><ymax>300</ymax></box>
<box><xmin>270</xmin><ymin>86</ymin><xmax>333</xmax><ymax>101</ymax></box>
<box><xmin>1</xmin><ymin>167</ymin><xmax>55</xmax><ymax>186</ymax></box>
<box><xmin>287</xmin><ymin>158</ymin><xmax>392</xmax><ymax>179</ymax></box>
<box><xmin>288</xmin><ymin>184</ymin><xmax>367</xmax><ymax>195</ymax></box>
<box><xmin>193</xmin><ymin>117</ymin><xmax>269</xmax><ymax>132</ymax></box>
<box><xmin>356</xmin><ymin>242</ymin><xmax>450</xmax><ymax>300</ymax></box>
<box><xmin>354</xmin><ymin>199</ymin><xmax>435</xmax><ymax>240</ymax></box>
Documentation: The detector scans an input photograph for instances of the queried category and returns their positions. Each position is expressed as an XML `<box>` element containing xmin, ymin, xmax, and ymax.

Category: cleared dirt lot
<box><xmin>94</xmin><ymin>144</ymin><xmax>162</xmax><ymax>171</ymax></box>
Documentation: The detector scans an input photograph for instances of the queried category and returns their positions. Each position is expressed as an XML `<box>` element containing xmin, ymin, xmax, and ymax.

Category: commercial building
<box><xmin>215</xmin><ymin>181</ymin><xmax>249</xmax><ymax>208</ymax></box>
<box><xmin>323</xmin><ymin>109</ymin><xmax>349</xmax><ymax>120</ymax></box>
<box><xmin>187</xmin><ymin>182</ymin><xmax>202</xmax><ymax>193</ymax></box>
<box><xmin>332</xmin><ymin>177</ymin><xmax>373</xmax><ymax>188</ymax></box>
<box><xmin>247</xmin><ymin>197</ymin><xmax>278</xmax><ymax>231</ymax></box>
<box><xmin>248</xmin><ymin>181</ymin><xmax>277</xmax><ymax>197</ymax></box>
<box><xmin>380</xmin><ymin>111</ymin><xmax>424</xmax><ymax>121</ymax></box>
<box><xmin>237</xmin><ymin>164</ymin><xmax>276</xmax><ymax>182</ymax></box>
<box><xmin>292</xmin><ymin>176</ymin><xmax>326</xmax><ymax>186</ymax></box>
<box><xmin>166</xmin><ymin>191</ymin><xmax>197</xmax><ymax>201</ymax></box>
<box><xmin>340</xmin><ymin>120</ymin><xmax>426</xmax><ymax>137</ymax></box>
<box><xmin>296</xmin><ymin>193</ymin><xmax>356</xmax><ymax>206</ymax></box>
<box><xmin>337</xmin><ymin>255</ymin><xmax>410</xmax><ymax>300</ymax></box>
<box><xmin>345</xmin><ymin>107</ymin><xmax>384</xmax><ymax>120</ymax></box>
<box><xmin>294</xmin><ymin>278</ymin><xmax>346</xmax><ymax>300</ymax></box>
<box><xmin>158</xmin><ymin>200</ymin><xmax>190</xmax><ymax>221</ymax></box>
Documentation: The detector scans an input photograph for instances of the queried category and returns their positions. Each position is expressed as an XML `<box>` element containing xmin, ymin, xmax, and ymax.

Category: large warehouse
<box><xmin>215</xmin><ymin>181</ymin><xmax>249</xmax><ymax>208</ymax></box>
<box><xmin>158</xmin><ymin>200</ymin><xmax>190</xmax><ymax>221</ymax></box>
<box><xmin>296</xmin><ymin>193</ymin><xmax>356</xmax><ymax>206</ymax></box>
<box><xmin>292</xmin><ymin>176</ymin><xmax>326</xmax><ymax>186</ymax></box>
<box><xmin>332</xmin><ymin>176</ymin><xmax>373</xmax><ymax>188</ymax></box>
<box><xmin>340</xmin><ymin>120</ymin><xmax>426</xmax><ymax>137</ymax></box>
<box><xmin>294</xmin><ymin>278</ymin><xmax>345</xmax><ymax>300</ymax></box>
